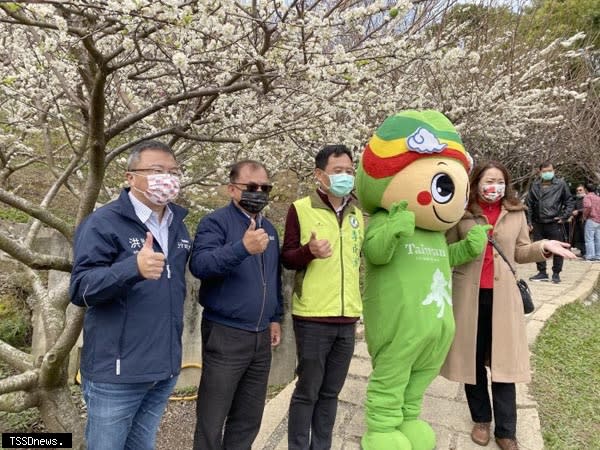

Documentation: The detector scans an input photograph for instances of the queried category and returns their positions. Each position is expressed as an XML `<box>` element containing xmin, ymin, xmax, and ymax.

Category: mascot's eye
<box><xmin>431</xmin><ymin>173</ymin><xmax>455</xmax><ymax>204</ymax></box>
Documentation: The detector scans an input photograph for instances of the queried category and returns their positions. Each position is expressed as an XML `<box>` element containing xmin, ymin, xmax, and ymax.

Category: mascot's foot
<box><xmin>398</xmin><ymin>419</ymin><xmax>436</xmax><ymax>450</ymax></box>
<box><xmin>361</xmin><ymin>430</ymin><xmax>411</xmax><ymax>450</ymax></box>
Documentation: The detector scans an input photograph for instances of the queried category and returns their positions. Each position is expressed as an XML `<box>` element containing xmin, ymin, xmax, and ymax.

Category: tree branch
<box><xmin>0</xmin><ymin>340</ymin><xmax>34</xmax><ymax>372</ymax></box>
<box><xmin>105</xmin><ymin>81</ymin><xmax>257</xmax><ymax>141</ymax></box>
<box><xmin>104</xmin><ymin>127</ymin><xmax>178</xmax><ymax>165</ymax></box>
<box><xmin>40</xmin><ymin>303</ymin><xmax>85</xmax><ymax>385</ymax></box>
<box><xmin>0</xmin><ymin>391</ymin><xmax>39</xmax><ymax>413</ymax></box>
<box><xmin>0</xmin><ymin>5</ymin><xmax>86</xmax><ymax>36</ymax></box>
<box><xmin>0</xmin><ymin>371</ymin><xmax>39</xmax><ymax>395</ymax></box>
<box><xmin>0</xmin><ymin>233</ymin><xmax>72</xmax><ymax>272</ymax></box>
<box><xmin>0</xmin><ymin>188</ymin><xmax>73</xmax><ymax>240</ymax></box>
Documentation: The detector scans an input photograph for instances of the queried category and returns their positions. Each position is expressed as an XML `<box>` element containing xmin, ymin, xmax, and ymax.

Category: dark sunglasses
<box><xmin>233</xmin><ymin>182</ymin><xmax>273</xmax><ymax>194</ymax></box>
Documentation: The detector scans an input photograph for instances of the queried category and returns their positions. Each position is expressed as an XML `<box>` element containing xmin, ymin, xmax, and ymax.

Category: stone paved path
<box><xmin>255</xmin><ymin>260</ymin><xmax>600</xmax><ymax>449</ymax></box>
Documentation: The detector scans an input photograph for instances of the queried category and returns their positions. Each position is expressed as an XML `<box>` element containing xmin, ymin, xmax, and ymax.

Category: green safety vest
<box><xmin>292</xmin><ymin>194</ymin><xmax>364</xmax><ymax>317</ymax></box>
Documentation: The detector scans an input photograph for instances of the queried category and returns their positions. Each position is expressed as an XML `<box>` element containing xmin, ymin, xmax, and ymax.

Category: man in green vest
<box><xmin>282</xmin><ymin>144</ymin><xmax>364</xmax><ymax>450</ymax></box>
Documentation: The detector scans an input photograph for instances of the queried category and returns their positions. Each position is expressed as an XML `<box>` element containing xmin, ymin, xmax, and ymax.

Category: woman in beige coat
<box><xmin>441</xmin><ymin>161</ymin><xmax>575</xmax><ymax>450</ymax></box>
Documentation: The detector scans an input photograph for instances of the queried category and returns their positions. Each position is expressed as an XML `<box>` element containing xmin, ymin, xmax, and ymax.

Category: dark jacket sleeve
<box><xmin>188</xmin><ymin>213</ymin><xmax>251</xmax><ymax>280</ymax></box>
<box><xmin>270</xmin><ymin>233</ymin><xmax>285</xmax><ymax>323</ymax></box>
<box><xmin>69</xmin><ymin>218</ymin><xmax>143</xmax><ymax>307</ymax></box>
<box><xmin>280</xmin><ymin>204</ymin><xmax>316</xmax><ymax>270</ymax></box>
<box><xmin>561</xmin><ymin>181</ymin><xmax>575</xmax><ymax>219</ymax></box>
<box><xmin>525</xmin><ymin>185</ymin><xmax>536</xmax><ymax>226</ymax></box>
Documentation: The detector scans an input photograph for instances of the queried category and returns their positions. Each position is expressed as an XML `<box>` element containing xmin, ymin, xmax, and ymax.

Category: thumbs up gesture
<box><xmin>242</xmin><ymin>219</ymin><xmax>269</xmax><ymax>255</ymax></box>
<box><xmin>308</xmin><ymin>231</ymin><xmax>332</xmax><ymax>259</ymax></box>
<box><xmin>388</xmin><ymin>201</ymin><xmax>415</xmax><ymax>238</ymax></box>
<box><xmin>137</xmin><ymin>232</ymin><xmax>165</xmax><ymax>280</ymax></box>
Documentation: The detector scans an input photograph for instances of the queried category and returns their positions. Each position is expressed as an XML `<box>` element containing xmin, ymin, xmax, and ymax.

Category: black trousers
<box><xmin>288</xmin><ymin>319</ymin><xmax>356</xmax><ymax>450</ymax></box>
<box><xmin>465</xmin><ymin>289</ymin><xmax>517</xmax><ymax>439</ymax></box>
<box><xmin>532</xmin><ymin>221</ymin><xmax>565</xmax><ymax>274</ymax></box>
<box><xmin>572</xmin><ymin>218</ymin><xmax>586</xmax><ymax>256</ymax></box>
<box><xmin>193</xmin><ymin>319</ymin><xmax>272</xmax><ymax>450</ymax></box>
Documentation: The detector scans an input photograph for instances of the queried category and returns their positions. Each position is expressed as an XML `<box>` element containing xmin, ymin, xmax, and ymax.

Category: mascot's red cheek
<box><xmin>417</xmin><ymin>191</ymin><xmax>432</xmax><ymax>205</ymax></box>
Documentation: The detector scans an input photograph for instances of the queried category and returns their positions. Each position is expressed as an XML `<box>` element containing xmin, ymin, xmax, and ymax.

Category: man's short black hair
<box><xmin>229</xmin><ymin>160</ymin><xmax>269</xmax><ymax>183</ymax></box>
<box><xmin>539</xmin><ymin>160</ymin><xmax>553</xmax><ymax>170</ymax></box>
<box><xmin>315</xmin><ymin>145</ymin><xmax>353</xmax><ymax>170</ymax></box>
<box><xmin>127</xmin><ymin>140</ymin><xmax>175</xmax><ymax>170</ymax></box>
<box><xmin>586</xmin><ymin>183</ymin><xmax>597</xmax><ymax>193</ymax></box>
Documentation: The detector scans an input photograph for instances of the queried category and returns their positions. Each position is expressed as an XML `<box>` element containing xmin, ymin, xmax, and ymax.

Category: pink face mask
<box><xmin>133</xmin><ymin>173</ymin><xmax>180</xmax><ymax>206</ymax></box>
<box><xmin>480</xmin><ymin>183</ymin><xmax>505</xmax><ymax>202</ymax></box>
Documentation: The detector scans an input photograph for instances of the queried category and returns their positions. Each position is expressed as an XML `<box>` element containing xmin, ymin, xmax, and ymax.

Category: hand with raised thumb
<box><xmin>308</xmin><ymin>231</ymin><xmax>332</xmax><ymax>259</ymax></box>
<box><xmin>388</xmin><ymin>201</ymin><xmax>415</xmax><ymax>238</ymax></box>
<box><xmin>137</xmin><ymin>232</ymin><xmax>165</xmax><ymax>280</ymax></box>
<box><xmin>243</xmin><ymin>218</ymin><xmax>269</xmax><ymax>255</ymax></box>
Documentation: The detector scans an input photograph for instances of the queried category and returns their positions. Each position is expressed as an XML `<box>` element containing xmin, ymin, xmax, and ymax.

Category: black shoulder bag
<box><xmin>488</xmin><ymin>237</ymin><xmax>535</xmax><ymax>314</ymax></box>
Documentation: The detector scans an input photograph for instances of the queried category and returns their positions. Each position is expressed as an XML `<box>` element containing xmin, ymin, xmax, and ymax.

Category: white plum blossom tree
<box><xmin>0</xmin><ymin>0</ymin><xmax>592</xmax><ymax>446</ymax></box>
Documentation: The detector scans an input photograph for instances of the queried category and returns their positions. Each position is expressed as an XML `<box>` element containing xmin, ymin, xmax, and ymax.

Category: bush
<box><xmin>0</xmin><ymin>295</ymin><xmax>31</xmax><ymax>350</ymax></box>
<box><xmin>0</xmin><ymin>267</ymin><xmax>33</xmax><ymax>350</ymax></box>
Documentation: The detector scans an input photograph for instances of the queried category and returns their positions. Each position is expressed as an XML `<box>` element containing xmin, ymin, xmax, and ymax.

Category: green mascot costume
<box><xmin>356</xmin><ymin>110</ymin><xmax>491</xmax><ymax>450</ymax></box>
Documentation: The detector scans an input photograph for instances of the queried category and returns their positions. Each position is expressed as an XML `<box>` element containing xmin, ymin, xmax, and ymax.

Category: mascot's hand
<box><xmin>466</xmin><ymin>224</ymin><xmax>493</xmax><ymax>256</ymax></box>
<box><xmin>388</xmin><ymin>201</ymin><xmax>415</xmax><ymax>238</ymax></box>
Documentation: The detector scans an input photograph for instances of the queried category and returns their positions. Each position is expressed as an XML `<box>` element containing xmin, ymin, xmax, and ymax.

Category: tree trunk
<box><xmin>38</xmin><ymin>383</ymin><xmax>85</xmax><ymax>450</ymax></box>
<box><xmin>30</xmin><ymin>272</ymin><xmax>86</xmax><ymax>450</ymax></box>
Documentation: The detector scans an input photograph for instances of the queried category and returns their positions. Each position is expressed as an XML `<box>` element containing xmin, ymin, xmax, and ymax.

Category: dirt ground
<box><xmin>156</xmin><ymin>399</ymin><xmax>196</xmax><ymax>450</ymax></box>
<box><xmin>155</xmin><ymin>384</ymin><xmax>285</xmax><ymax>449</ymax></box>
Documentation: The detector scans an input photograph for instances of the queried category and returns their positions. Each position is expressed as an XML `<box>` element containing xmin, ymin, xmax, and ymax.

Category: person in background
<box><xmin>525</xmin><ymin>161</ymin><xmax>574</xmax><ymax>283</ymax></box>
<box><xmin>70</xmin><ymin>140</ymin><xmax>190</xmax><ymax>450</ymax></box>
<box><xmin>189</xmin><ymin>160</ymin><xmax>283</xmax><ymax>450</ymax></box>
<box><xmin>441</xmin><ymin>161</ymin><xmax>575</xmax><ymax>450</ymax></box>
<box><xmin>569</xmin><ymin>184</ymin><xmax>587</xmax><ymax>258</ymax></box>
<box><xmin>583</xmin><ymin>183</ymin><xmax>600</xmax><ymax>261</ymax></box>
<box><xmin>282</xmin><ymin>144</ymin><xmax>364</xmax><ymax>450</ymax></box>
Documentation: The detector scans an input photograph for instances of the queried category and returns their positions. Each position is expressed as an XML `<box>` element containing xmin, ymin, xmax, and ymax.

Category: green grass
<box><xmin>171</xmin><ymin>385</ymin><xmax>198</xmax><ymax>398</ymax></box>
<box><xmin>0</xmin><ymin>362</ymin><xmax>41</xmax><ymax>434</ymax></box>
<box><xmin>0</xmin><ymin>207</ymin><xmax>30</xmax><ymax>223</ymax></box>
<box><xmin>266</xmin><ymin>383</ymin><xmax>287</xmax><ymax>401</ymax></box>
<box><xmin>532</xmin><ymin>290</ymin><xmax>600</xmax><ymax>450</ymax></box>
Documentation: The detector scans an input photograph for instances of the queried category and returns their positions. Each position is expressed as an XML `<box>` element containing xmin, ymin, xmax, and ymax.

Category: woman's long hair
<box><xmin>468</xmin><ymin>160</ymin><xmax>522</xmax><ymax>210</ymax></box>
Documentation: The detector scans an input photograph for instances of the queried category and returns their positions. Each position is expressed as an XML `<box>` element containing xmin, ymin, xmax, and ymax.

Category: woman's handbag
<box><xmin>488</xmin><ymin>237</ymin><xmax>535</xmax><ymax>314</ymax></box>
<box><xmin>516</xmin><ymin>279</ymin><xmax>534</xmax><ymax>314</ymax></box>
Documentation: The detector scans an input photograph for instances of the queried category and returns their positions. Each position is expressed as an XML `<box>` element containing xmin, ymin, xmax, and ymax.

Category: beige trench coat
<box><xmin>440</xmin><ymin>201</ymin><xmax>547</xmax><ymax>384</ymax></box>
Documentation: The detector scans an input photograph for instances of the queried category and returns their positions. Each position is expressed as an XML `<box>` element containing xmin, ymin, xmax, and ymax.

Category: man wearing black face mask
<box><xmin>189</xmin><ymin>160</ymin><xmax>283</xmax><ymax>450</ymax></box>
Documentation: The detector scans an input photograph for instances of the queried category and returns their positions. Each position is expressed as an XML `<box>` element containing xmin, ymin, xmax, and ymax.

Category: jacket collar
<box><xmin>309</xmin><ymin>189</ymin><xmax>357</xmax><ymax>214</ymax></box>
<box><xmin>117</xmin><ymin>188</ymin><xmax>188</xmax><ymax>224</ymax></box>
<box><xmin>227</xmin><ymin>200</ymin><xmax>264</xmax><ymax>226</ymax></box>
<box><xmin>533</xmin><ymin>176</ymin><xmax>562</xmax><ymax>187</ymax></box>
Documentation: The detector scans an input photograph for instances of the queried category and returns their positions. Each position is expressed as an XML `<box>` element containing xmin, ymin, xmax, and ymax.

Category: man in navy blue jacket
<box><xmin>190</xmin><ymin>159</ymin><xmax>283</xmax><ymax>450</ymax></box>
<box><xmin>70</xmin><ymin>140</ymin><xmax>190</xmax><ymax>450</ymax></box>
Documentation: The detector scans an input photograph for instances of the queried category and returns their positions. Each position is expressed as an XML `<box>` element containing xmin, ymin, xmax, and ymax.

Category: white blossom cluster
<box><xmin>0</xmin><ymin>0</ymin><xmax>590</xmax><ymax>211</ymax></box>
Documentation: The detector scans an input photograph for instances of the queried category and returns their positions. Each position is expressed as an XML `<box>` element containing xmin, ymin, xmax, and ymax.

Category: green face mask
<box><xmin>541</xmin><ymin>171</ymin><xmax>554</xmax><ymax>181</ymax></box>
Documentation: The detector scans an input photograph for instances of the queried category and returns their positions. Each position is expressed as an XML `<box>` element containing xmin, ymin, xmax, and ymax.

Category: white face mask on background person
<box><xmin>540</xmin><ymin>171</ymin><xmax>554</xmax><ymax>181</ymax></box>
<box><xmin>132</xmin><ymin>173</ymin><xmax>181</xmax><ymax>206</ymax></box>
<box><xmin>479</xmin><ymin>183</ymin><xmax>505</xmax><ymax>202</ymax></box>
